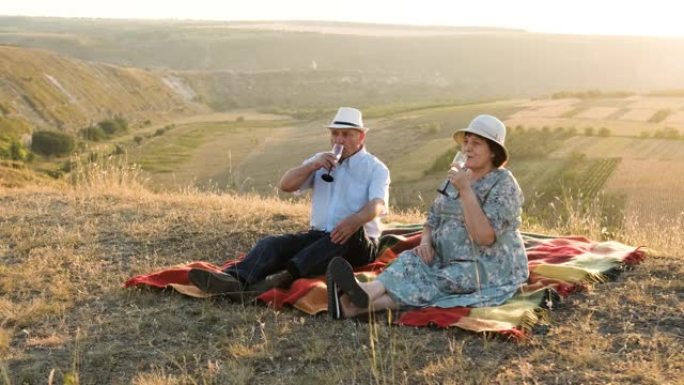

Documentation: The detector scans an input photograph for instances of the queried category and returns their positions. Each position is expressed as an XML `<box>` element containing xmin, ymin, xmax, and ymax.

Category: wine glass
<box><xmin>436</xmin><ymin>151</ymin><xmax>466</xmax><ymax>196</ymax></box>
<box><xmin>321</xmin><ymin>143</ymin><xmax>344</xmax><ymax>182</ymax></box>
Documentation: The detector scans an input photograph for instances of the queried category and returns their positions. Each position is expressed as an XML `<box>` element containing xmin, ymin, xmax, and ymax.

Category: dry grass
<box><xmin>0</xmin><ymin>164</ymin><xmax>682</xmax><ymax>385</ymax></box>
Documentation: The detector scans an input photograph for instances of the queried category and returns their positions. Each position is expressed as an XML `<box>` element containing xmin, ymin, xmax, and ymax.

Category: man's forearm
<box><xmin>345</xmin><ymin>198</ymin><xmax>385</xmax><ymax>227</ymax></box>
<box><xmin>278</xmin><ymin>163</ymin><xmax>317</xmax><ymax>192</ymax></box>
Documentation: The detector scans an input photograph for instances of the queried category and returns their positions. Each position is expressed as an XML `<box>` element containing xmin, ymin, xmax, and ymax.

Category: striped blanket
<box><xmin>125</xmin><ymin>228</ymin><xmax>645</xmax><ymax>339</ymax></box>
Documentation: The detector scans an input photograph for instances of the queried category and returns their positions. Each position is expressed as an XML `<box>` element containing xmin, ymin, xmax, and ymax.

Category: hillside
<box><xmin>0</xmin><ymin>45</ymin><xmax>209</xmax><ymax>134</ymax></box>
<box><xmin>0</xmin><ymin>173</ymin><xmax>680</xmax><ymax>384</ymax></box>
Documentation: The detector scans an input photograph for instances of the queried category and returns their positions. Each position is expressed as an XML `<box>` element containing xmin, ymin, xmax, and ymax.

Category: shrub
<box><xmin>97</xmin><ymin>116</ymin><xmax>129</xmax><ymax>136</ymax></box>
<box><xmin>9</xmin><ymin>140</ymin><xmax>28</xmax><ymax>161</ymax></box>
<box><xmin>79</xmin><ymin>126</ymin><xmax>107</xmax><ymax>141</ymax></box>
<box><xmin>584</xmin><ymin>127</ymin><xmax>595</xmax><ymax>136</ymax></box>
<box><xmin>31</xmin><ymin>130</ymin><xmax>75</xmax><ymax>157</ymax></box>
<box><xmin>0</xmin><ymin>140</ymin><xmax>29</xmax><ymax>161</ymax></box>
<box><xmin>134</xmin><ymin>135</ymin><xmax>144</xmax><ymax>144</ymax></box>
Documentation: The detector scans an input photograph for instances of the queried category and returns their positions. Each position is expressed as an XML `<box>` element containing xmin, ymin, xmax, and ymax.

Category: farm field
<box><xmin>112</xmin><ymin>97</ymin><xmax>684</xmax><ymax>227</ymax></box>
<box><xmin>549</xmin><ymin>136</ymin><xmax>684</xmax><ymax>161</ymax></box>
<box><xmin>604</xmin><ymin>159</ymin><xmax>684</xmax><ymax>224</ymax></box>
<box><xmin>505</xmin><ymin>96</ymin><xmax>684</xmax><ymax>137</ymax></box>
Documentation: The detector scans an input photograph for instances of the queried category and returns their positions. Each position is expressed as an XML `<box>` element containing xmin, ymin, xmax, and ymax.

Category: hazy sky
<box><xmin>2</xmin><ymin>0</ymin><xmax>682</xmax><ymax>38</ymax></box>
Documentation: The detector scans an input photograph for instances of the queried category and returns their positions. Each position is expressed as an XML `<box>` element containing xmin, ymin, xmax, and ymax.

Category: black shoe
<box><xmin>264</xmin><ymin>270</ymin><xmax>294</xmax><ymax>289</ymax></box>
<box><xmin>326</xmin><ymin>266</ymin><xmax>342</xmax><ymax>320</ymax></box>
<box><xmin>188</xmin><ymin>268</ymin><xmax>243</xmax><ymax>294</ymax></box>
<box><xmin>328</xmin><ymin>257</ymin><xmax>369</xmax><ymax>309</ymax></box>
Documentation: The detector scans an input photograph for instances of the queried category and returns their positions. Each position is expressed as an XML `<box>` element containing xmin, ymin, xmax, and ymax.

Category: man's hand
<box><xmin>413</xmin><ymin>243</ymin><xmax>435</xmax><ymax>264</ymax></box>
<box><xmin>279</xmin><ymin>151</ymin><xmax>339</xmax><ymax>192</ymax></box>
<box><xmin>330</xmin><ymin>216</ymin><xmax>362</xmax><ymax>244</ymax></box>
<box><xmin>306</xmin><ymin>152</ymin><xmax>339</xmax><ymax>172</ymax></box>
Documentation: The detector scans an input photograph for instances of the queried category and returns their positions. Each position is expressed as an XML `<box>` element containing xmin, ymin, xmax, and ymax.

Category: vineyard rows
<box><xmin>579</xmin><ymin>158</ymin><xmax>622</xmax><ymax>197</ymax></box>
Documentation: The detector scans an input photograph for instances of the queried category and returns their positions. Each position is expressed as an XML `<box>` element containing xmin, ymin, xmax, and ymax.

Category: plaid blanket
<box><xmin>125</xmin><ymin>228</ymin><xmax>645</xmax><ymax>339</ymax></box>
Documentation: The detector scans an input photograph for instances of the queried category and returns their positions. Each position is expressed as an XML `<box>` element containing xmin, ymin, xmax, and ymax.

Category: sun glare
<box><xmin>1</xmin><ymin>0</ymin><xmax>683</xmax><ymax>38</ymax></box>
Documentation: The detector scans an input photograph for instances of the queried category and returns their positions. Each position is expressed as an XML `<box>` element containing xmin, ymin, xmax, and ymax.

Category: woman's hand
<box><xmin>413</xmin><ymin>242</ymin><xmax>435</xmax><ymax>264</ymax></box>
<box><xmin>447</xmin><ymin>166</ymin><xmax>470</xmax><ymax>192</ymax></box>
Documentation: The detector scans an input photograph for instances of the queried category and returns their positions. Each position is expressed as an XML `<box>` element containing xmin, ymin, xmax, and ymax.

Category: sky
<box><xmin>2</xmin><ymin>0</ymin><xmax>683</xmax><ymax>38</ymax></box>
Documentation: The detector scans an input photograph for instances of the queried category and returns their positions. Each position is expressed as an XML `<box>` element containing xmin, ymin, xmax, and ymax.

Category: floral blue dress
<box><xmin>377</xmin><ymin>169</ymin><xmax>528</xmax><ymax>308</ymax></box>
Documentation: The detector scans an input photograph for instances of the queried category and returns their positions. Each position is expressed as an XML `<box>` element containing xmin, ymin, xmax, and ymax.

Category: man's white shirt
<box><xmin>298</xmin><ymin>147</ymin><xmax>390</xmax><ymax>239</ymax></box>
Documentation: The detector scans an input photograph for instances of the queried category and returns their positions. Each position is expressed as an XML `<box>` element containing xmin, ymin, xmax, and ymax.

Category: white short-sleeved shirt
<box><xmin>298</xmin><ymin>147</ymin><xmax>390</xmax><ymax>239</ymax></box>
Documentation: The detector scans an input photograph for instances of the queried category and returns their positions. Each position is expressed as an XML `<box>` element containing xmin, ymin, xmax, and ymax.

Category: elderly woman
<box><xmin>327</xmin><ymin>114</ymin><xmax>528</xmax><ymax>319</ymax></box>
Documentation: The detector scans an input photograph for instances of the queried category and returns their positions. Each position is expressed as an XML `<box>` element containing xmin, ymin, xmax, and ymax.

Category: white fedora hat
<box><xmin>453</xmin><ymin>114</ymin><xmax>508</xmax><ymax>164</ymax></box>
<box><xmin>327</xmin><ymin>107</ymin><xmax>368</xmax><ymax>132</ymax></box>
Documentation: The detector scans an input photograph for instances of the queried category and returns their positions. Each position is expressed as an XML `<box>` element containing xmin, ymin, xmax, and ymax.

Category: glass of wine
<box><xmin>321</xmin><ymin>143</ymin><xmax>344</xmax><ymax>182</ymax></box>
<box><xmin>436</xmin><ymin>151</ymin><xmax>466</xmax><ymax>196</ymax></box>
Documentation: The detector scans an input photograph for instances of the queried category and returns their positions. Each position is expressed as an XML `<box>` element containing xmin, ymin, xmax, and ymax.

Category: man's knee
<box><xmin>252</xmin><ymin>235</ymin><xmax>283</xmax><ymax>250</ymax></box>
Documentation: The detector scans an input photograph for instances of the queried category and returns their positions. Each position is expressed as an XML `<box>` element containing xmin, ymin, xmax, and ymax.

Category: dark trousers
<box><xmin>225</xmin><ymin>228</ymin><xmax>378</xmax><ymax>285</ymax></box>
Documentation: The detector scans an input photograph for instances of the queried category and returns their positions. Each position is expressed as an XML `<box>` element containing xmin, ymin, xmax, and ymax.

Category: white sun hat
<box><xmin>453</xmin><ymin>114</ymin><xmax>508</xmax><ymax>164</ymax></box>
<box><xmin>327</xmin><ymin>107</ymin><xmax>368</xmax><ymax>132</ymax></box>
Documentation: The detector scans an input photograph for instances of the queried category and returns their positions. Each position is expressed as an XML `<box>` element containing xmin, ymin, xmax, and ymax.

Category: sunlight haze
<box><xmin>2</xmin><ymin>0</ymin><xmax>683</xmax><ymax>38</ymax></box>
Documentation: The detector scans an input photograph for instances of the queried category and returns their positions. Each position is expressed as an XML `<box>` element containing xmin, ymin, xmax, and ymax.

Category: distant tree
<box><xmin>663</xmin><ymin>127</ymin><xmax>680</xmax><ymax>139</ymax></box>
<box><xmin>31</xmin><ymin>130</ymin><xmax>75</xmax><ymax>157</ymax></box>
<box><xmin>653</xmin><ymin>129</ymin><xmax>664</xmax><ymax>139</ymax></box>
<box><xmin>584</xmin><ymin>127</ymin><xmax>595</xmax><ymax>136</ymax></box>
<box><xmin>98</xmin><ymin>119</ymin><xmax>118</xmax><ymax>135</ymax></box>
<box><xmin>639</xmin><ymin>131</ymin><xmax>650</xmax><ymax>138</ymax></box>
<box><xmin>236</xmin><ymin>116</ymin><xmax>245</xmax><ymax>122</ymax></box>
<box><xmin>598</xmin><ymin>127</ymin><xmax>611</xmax><ymax>137</ymax></box>
<box><xmin>649</xmin><ymin>109</ymin><xmax>671</xmax><ymax>123</ymax></box>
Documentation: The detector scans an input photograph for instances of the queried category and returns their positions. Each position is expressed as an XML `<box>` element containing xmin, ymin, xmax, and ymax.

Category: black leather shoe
<box><xmin>264</xmin><ymin>270</ymin><xmax>294</xmax><ymax>289</ymax></box>
<box><xmin>188</xmin><ymin>269</ymin><xmax>243</xmax><ymax>294</ymax></box>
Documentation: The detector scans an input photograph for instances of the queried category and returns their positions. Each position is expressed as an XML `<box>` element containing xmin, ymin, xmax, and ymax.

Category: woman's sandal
<box><xmin>328</xmin><ymin>257</ymin><xmax>369</xmax><ymax>309</ymax></box>
<box><xmin>326</xmin><ymin>268</ymin><xmax>342</xmax><ymax>320</ymax></box>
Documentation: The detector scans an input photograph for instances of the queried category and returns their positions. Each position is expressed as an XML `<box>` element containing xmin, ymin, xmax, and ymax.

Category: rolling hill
<box><xmin>0</xmin><ymin>45</ymin><xmax>208</xmax><ymax>134</ymax></box>
<box><xmin>3</xmin><ymin>17</ymin><xmax>684</xmax><ymax>111</ymax></box>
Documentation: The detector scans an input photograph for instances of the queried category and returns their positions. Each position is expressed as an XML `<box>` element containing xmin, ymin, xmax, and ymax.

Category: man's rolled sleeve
<box><xmin>368</xmin><ymin>164</ymin><xmax>390</xmax><ymax>216</ymax></box>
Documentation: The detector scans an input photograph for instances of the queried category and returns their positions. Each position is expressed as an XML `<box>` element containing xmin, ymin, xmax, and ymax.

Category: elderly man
<box><xmin>189</xmin><ymin>107</ymin><xmax>390</xmax><ymax>300</ymax></box>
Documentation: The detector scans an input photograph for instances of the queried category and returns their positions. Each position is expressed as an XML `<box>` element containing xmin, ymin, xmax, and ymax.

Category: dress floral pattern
<box><xmin>377</xmin><ymin>169</ymin><xmax>529</xmax><ymax>308</ymax></box>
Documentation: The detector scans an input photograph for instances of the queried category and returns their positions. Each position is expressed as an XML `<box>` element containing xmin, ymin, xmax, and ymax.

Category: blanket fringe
<box><xmin>519</xmin><ymin>288</ymin><xmax>560</xmax><ymax>335</ymax></box>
